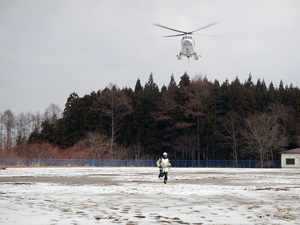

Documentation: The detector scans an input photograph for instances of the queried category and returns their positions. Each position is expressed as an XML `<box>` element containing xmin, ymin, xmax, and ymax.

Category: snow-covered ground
<box><xmin>0</xmin><ymin>167</ymin><xmax>300</xmax><ymax>225</ymax></box>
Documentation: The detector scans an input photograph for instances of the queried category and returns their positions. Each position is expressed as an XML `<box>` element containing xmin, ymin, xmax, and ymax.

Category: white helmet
<box><xmin>163</xmin><ymin>152</ymin><xmax>167</xmax><ymax>156</ymax></box>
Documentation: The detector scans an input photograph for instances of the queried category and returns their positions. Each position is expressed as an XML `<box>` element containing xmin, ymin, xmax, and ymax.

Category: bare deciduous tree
<box><xmin>241</xmin><ymin>113</ymin><xmax>289</xmax><ymax>168</ymax></box>
<box><xmin>44</xmin><ymin>103</ymin><xmax>62</xmax><ymax>124</ymax></box>
<box><xmin>110</xmin><ymin>145</ymin><xmax>131</xmax><ymax>160</ymax></box>
<box><xmin>0</xmin><ymin>111</ymin><xmax>4</xmax><ymax>150</ymax></box>
<box><xmin>175</xmin><ymin>135</ymin><xmax>198</xmax><ymax>160</ymax></box>
<box><xmin>34</xmin><ymin>111</ymin><xmax>42</xmax><ymax>132</ymax></box>
<box><xmin>20</xmin><ymin>142</ymin><xmax>59</xmax><ymax>159</ymax></box>
<box><xmin>2</xmin><ymin>110</ymin><xmax>15</xmax><ymax>154</ymax></box>
<box><xmin>215</xmin><ymin>111</ymin><xmax>242</xmax><ymax>164</ymax></box>
<box><xmin>93</xmin><ymin>84</ymin><xmax>133</xmax><ymax>152</ymax></box>
<box><xmin>15</xmin><ymin>112</ymin><xmax>26</xmax><ymax>141</ymax></box>
<box><xmin>130</xmin><ymin>141</ymin><xmax>150</xmax><ymax>160</ymax></box>
<box><xmin>267</xmin><ymin>103</ymin><xmax>300</xmax><ymax>153</ymax></box>
<box><xmin>26</xmin><ymin>111</ymin><xmax>34</xmax><ymax>136</ymax></box>
<box><xmin>154</xmin><ymin>81</ymin><xmax>177</xmax><ymax>122</ymax></box>
<box><xmin>87</xmin><ymin>132</ymin><xmax>110</xmax><ymax>159</ymax></box>
<box><xmin>15</xmin><ymin>111</ymin><xmax>36</xmax><ymax>144</ymax></box>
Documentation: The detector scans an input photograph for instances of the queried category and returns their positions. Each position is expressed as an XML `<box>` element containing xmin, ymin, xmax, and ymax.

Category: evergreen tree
<box><xmin>255</xmin><ymin>79</ymin><xmax>268</xmax><ymax>112</ymax></box>
<box><xmin>154</xmin><ymin>75</ymin><xmax>179</xmax><ymax>158</ymax></box>
<box><xmin>176</xmin><ymin>73</ymin><xmax>191</xmax><ymax>106</ymax></box>
<box><xmin>131</xmin><ymin>74</ymin><xmax>161</xmax><ymax>158</ymax></box>
<box><xmin>202</xmin><ymin>79</ymin><xmax>226</xmax><ymax>159</ymax></box>
<box><xmin>161</xmin><ymin>84</ymin><xmax>167</xmax><ymax>92</ymax></box>
<box><xmin>28</xmin><ymin>127</ymin><xmax>42</xmax><ymax>143</ymax></box>
<box><xmin>267</xmin><ymin>81</ymin><xmax>278</xmax><ymax>104</ymax></box>
<box><xmin>179</xmin><ymin>76</ymin><xmax>210</xmax><ymax>161</ymax></box>
<box><xmin>244</xmin><ymin>73</ymin><xmax>254</xmax><ymax>89</ymax></box>
<box><xmin>49</xmin><ymin>92</ymin><xmax>103</xmax><ymax>148</ymax></box>
<box><xmin>228</xmin><ymin>77</ymin><xmax>256</xmax><ymax>117</ymax></box>
<box><xmin>179</xmin><ymin>72</ymin><xmax>191</xmax><ymax>88</ymax></box>
<box><xmin>40</xmin><ymin>120</ymin><xmax>56</xmax><ymax>144</ymax></box>
<box><xmin>278</xmin><ymin>80</ymin><xmax>287</xmax><ymax>104</ymax></box>
<box><xmin>143</xmin><ymin>74</ymin><xmax>161</xmax><ymax>156</ymax></box>
<box><xmin>134</xmin><ymin>78</ymin><xmax>143</xmax><ymax>93</ymax></box>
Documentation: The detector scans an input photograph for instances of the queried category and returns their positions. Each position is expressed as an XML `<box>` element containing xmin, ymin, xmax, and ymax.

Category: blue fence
<box><xmin>0</xmin><ymin>158</ymin><xmax>281</xmax><ymax>168</ymax></box>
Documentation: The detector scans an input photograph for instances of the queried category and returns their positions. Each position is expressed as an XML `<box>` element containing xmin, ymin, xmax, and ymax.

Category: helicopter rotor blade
<box><xmin>153</xmin><ymin>23</ymin><xmax>186</xmax><ymax>34</ymax></box>
<box><xmin>162</xmin><ymin>34</ymin><xmax>186</xmax><ymax>38</ymax></box>
<box><xmin>193</xmin><ymin>34</ymin><xmax>220</xmax><ymax>37</ymax></box>
<box><xmin>190</xmin><ymin>22</ymin><xmax>218</xmax><ymax>34</ymax></box>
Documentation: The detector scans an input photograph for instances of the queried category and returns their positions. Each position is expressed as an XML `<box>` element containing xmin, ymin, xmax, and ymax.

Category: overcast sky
<box><xmin>1</xmin><ymin>0</ymin><xmax>300</xmax><ymax>115</ymax></box>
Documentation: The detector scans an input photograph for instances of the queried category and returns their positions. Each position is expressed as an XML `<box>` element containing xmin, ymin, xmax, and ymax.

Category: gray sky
<box><xmin>1</xmin><ymin>0</ymin><xmax>300</xmax><ymax>115</ymax></box>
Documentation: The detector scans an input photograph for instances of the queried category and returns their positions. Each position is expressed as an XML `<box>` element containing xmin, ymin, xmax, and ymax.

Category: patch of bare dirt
<box><xmin>0</xmin><ymin>176</ymin><xmax>116</xmax><ymax>185</ymax></box>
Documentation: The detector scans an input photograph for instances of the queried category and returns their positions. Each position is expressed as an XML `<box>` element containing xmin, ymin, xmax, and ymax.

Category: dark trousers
<box><xmin>160</xmin><ymin>170</ymin><xmax>168</xmax><ymax>181</ymax></box>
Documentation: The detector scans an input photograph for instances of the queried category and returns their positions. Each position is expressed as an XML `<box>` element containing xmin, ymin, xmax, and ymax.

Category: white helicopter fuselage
<box><xmin>154</xmin><ymin>22</ymin><xmax>216</xmax><ymax>61</ymax></box>
<box><xmin>177</xmin><ymin>35</ymin><xmax>199</xmax><ymax>60</ymax></box>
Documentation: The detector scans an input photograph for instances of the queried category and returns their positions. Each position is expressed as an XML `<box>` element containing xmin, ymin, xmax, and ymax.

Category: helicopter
<box><xmin>154</xmin><ymin>22</ymin><xmax>217</xmax><ymax>60</ymax></box>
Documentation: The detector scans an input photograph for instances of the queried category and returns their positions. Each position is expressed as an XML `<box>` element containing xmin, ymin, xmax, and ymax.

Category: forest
<box><xmin>1</xmin><ymin>73</ymin><xmax>300</xmax><ymax>164</ymax></box>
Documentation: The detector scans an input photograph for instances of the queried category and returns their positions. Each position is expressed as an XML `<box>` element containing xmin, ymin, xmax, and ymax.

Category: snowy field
<box><xmin>1</xmin><ymin>167</ymin><xmax>300</xmax><ymax>225</ymax></box>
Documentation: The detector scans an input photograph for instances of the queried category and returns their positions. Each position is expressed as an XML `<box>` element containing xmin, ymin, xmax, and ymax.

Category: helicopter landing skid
<box><xmin>193</xmin><ymin>53</ymin><xmax>201</xmax><ymax>60</ymax></box>
<box><xmin>176</xmin><ymin>54</ymin><xmax>182</xmax><ymax>60</ymax></box>
<box><xmin>177</xmin><ymin>53</ymin><xmax>201</xmax><ymax>60</ymax></box>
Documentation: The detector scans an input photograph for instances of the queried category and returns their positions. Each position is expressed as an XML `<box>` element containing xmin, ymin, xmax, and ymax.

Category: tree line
<box><xmin>0</xmin><ymin>103</ymin><xmax>62</xmax><ymax>155</ymax></box>
<box><xmin>1</xmin><ymin>73</ymin><xmax>300</xmax><ymax>165</ymax></box>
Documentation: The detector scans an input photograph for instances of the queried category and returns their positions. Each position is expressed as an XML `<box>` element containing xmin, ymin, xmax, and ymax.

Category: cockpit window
<box><xmin>181</xmin><ymin>36</ymin><xmax>194</xmax><ymax>43</ymax></box>
<box><xmin>182</xmin><ymin>36</ymin><xmax>192</xmax><ymax>40</ymax></box>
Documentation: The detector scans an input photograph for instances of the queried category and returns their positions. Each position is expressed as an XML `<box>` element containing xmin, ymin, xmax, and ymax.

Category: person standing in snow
<box><xmin>157</xmin><ymin>152</ymin><xmax>172</xmax><ymax>184</ymax></box>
